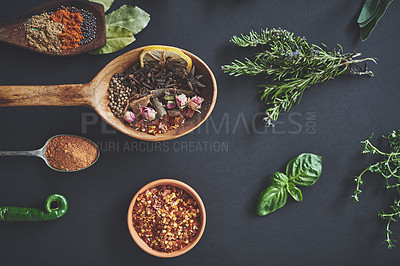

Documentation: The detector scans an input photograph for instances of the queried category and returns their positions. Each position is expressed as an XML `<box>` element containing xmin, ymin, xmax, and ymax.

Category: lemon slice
<box><xmin>140</xmin><ymin>45</ymin><xmax>192</xmax><ymax>73</ymax></box>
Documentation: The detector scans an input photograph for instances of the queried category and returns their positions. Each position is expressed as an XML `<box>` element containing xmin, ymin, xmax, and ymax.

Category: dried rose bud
<box><xmin>188</xmin><ymin>96</ymin><xmax>204</xmax><ymax>111</ymax></box>
<box><xmin>140</xmin><ymin>106</ymin><xmax>157</xmax><ymax>121</ymax></box>
<box><xmin>166</xmin><ymin>101</ymin><xmax>176</xmax><ymax>109</ymax></box>
<box><xmin>123</xmin><ymin>111</ymin><xmax>135</xmax><ymax>123</ymax></box>
<box><xmin>175</xmin><ymin>94</ymin><xmax>188</xmax><ymax>109</ymax></box>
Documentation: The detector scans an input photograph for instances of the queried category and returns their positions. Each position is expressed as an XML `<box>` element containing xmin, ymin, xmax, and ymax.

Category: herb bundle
<box><xmin>222</xmin><ymin>28</ymin><xmax>376</xmax><ymax>126</ymax></box>
<box><xmin>353</xmin><ymin>130</ymin><xmax>400</xmax><ymax>249</ymax></box>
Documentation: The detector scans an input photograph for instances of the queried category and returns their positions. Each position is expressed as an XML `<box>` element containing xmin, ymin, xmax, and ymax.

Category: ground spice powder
<box><xmin>25</xmin><ymin>13</ymin><xmax>64</xmax><ymax>53</ymax></box>
<box><xmin>45</xmin><ymin>136</ymin><xmax>98</xmax><ymax>171</ymax></box>
<box><xmin>51</xmin><ymin>8</ymin><xmax>84</xmax><ymax>50</ymax></box>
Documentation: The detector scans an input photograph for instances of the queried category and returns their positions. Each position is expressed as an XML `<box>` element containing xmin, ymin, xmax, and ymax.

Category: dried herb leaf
<box><xmin>89</xmin><ymin>0</ymin><xmax>114</xmax><ymax>12</ymax></box>
<box><xmin>89</xmin><ymin>25</ymin><xmax>135</xmax><ymax>55</ymax></box>
<box><xmin>357</xmin><ymin>0</ymin><xmax>381</xmax><ymax>25</ymax></box>
<box><xmin>105</xmin><ymin>5</ymin><xmax>150</xmax><ymax>35</ymax></box>
<box><xmin>360</xmin><ymin>0</ymin><xmax>393</xmax><ymax>41</ymax></box>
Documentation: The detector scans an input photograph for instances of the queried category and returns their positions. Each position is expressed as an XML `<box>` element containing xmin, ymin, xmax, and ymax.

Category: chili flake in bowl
<box><xmin>127</xmin><ymin>179</ymin><xmax>206</xmax><ymax>258</ymax></box>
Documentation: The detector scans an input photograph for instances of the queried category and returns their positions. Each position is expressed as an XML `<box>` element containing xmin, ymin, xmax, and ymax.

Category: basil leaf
<box><xmin>89</xmin><ymin>0</ymin><xmax>114</xmax><ymax>12</ymax></box>
<box><xmin>357</xmin><ymin>0</ymin><xmax>381</xmax><ymax>25</ymax></box>
<box><xmin>286</xmin><ymin>153</ymin><xmax>322</xmax><ymax>186</ymax></box>
<box><xmin>360</xmin><ymin>0</ymin><xmax>393</xmax><ymax>41</ymax></box>
<box><xmin>256</xmin><ymin>185</ymin><xmax>287</xmax><ymax>216</ymax></box>
<box><xmin>287</xmin><ymin>183</ymin><xmax>303</xmax><ymax>202</ymax></box>
<box><xmin>89</xmin><ymin>25</ymin><xmax>135</xmax><ymax>55</ymax></box>
<box><xmin>105</xmin><ymin>5</ymin><xmax>150</xmax><ymax>35</ymax></box>
<box><xmin>270</xmin><ymin>172</ymin><xmax>289</xmax><ymax>187</ymax></box>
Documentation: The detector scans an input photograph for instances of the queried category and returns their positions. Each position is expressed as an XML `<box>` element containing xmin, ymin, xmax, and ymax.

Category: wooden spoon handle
<box><xmin>0</xmin><ymin>20</ymin><xmax>25</xmax><ymax>46</ymax></box>
<box><xmin>0</xmin><ymin>84</ymin><xmax>93</xmax><ymax>107</ymax></box>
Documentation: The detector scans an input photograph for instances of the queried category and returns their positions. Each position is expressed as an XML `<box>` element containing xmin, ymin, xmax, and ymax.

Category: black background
<box><xmin>0</xmin><ymin>0</ymin><xmax>399</xmax><ymax>265</ymax></box>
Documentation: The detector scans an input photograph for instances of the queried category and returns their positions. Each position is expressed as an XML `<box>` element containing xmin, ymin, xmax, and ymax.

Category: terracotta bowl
<box><xmin>127</xmin><ymin>179</ymin><xmax>206</xmax><ymax>258</ymax></box>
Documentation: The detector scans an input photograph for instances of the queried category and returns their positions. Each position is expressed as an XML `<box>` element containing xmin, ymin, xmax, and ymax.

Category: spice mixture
<box><xmin>25</xmin><ymin>13</ymin><xmax>64</xmax><ymax>53</ymax></box>
<box><xmin>45</xmin><ymin>136</ymin><xmax>98</xmax><ymax>171</ymax></box>
<box><xmin>25</xmin><ymin>6</ymin><xmax>96</xmax><ymax>53</ymax></box>
<box><xmin>132</xmin><ymin>185</ymin><xmax>201</xmax><ymax>252</ymax></box>
<box><xmin>108</xmin><ymin>59</ymin><xmax>205</xmax><ymax>135</ymax></box>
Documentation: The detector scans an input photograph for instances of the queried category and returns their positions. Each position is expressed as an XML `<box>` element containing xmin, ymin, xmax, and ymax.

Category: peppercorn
<box><xmin>108</xmin><ymin>75</ymin><xmax>135</xmax><ymax>117</ymax></box>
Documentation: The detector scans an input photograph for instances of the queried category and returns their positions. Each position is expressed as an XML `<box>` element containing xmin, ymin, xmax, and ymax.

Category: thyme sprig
<box><xmin>353</xmin><ymin>130</ymin><xmax>400</xmax><ymax>249</ymax></box>
<box><xmin>222</xmin><ymin>28</ymin><xmax>376</xmax><ymax>126</ymax></box>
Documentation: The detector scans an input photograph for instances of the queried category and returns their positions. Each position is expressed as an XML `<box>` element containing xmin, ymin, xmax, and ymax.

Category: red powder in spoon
<box><xmin>45</xmin><ymin>136</ymin><xmax>98</xmax><ymax>171</ymax></box>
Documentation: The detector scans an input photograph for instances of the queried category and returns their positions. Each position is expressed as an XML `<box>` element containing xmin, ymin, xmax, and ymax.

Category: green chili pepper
<box><xmin>0</xmin><ymin>194</ymin><xmax>68</xmax><ymax>222</ymax></box>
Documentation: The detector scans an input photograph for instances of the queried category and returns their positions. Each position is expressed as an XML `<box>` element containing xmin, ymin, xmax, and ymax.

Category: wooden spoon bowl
<box><xmin>0</xmin><ymin>45</ymin><xmax>218</xmax><ymax>141</ymax></box>
<box><xmin>0</xmin><ymin>0</ymin><xmax>106</xmax><ymax>56</ymax></box>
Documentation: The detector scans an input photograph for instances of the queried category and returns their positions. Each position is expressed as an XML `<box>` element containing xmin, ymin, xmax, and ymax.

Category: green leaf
<box><xmin>105</xmin><ymin>5</ymin><xmax>150</xmax><ymax>35</ymax></box>
<box><xmin>89</xmin><ymin>0</ymin><xmax>114</xmax><ymax>12</ymax></box>
<box><xmin>360</xmin><ymin>0</ymin><xmax>393</xmax><ymax>41</ymax></box>
<box><xmin>357</xmin><ymin>0</ymin><xmax>381</xmax><ymax>25</ymax></box>
<box><xmin>256</xmin><ymin>185</ymin><xmax>287</xmax><ymax>216</ymax></box>
<box><xmin>286</xmin><ymin>153</ymin><xmax>322</xmax><ymax>186</ymax></box>
<box><xmin>287</xmin><ymin>183</ymin><xmax>303</xmax><ymax>202</ymax></box>
<box><xmin>89</xmin><ymin>25</ymin><xmax>135</xmax><ymax>55</ymax></box>
<box><xmin>270</xmin><ymin>172</ymin><xmax>289</xmax><ymax>187</ymax></box>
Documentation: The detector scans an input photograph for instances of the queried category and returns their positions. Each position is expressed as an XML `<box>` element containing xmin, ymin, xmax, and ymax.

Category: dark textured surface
<box><xmin>0</xmin><ymin>0</ymin><xmax>399</xmax><ymax>265</ymax></box>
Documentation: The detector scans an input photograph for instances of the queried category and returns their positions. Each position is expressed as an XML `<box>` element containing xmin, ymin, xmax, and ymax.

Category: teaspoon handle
<box><xmin>0</xmin><ymin>150</ymin><xmax>42</xmax><ymax>158</ymax></box>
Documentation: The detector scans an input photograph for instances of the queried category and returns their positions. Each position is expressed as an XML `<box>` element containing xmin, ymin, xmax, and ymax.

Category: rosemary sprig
<box><xmin>353</xmin><ymin>130</ymin><xmax>400</xmax><ymax>249</ymax></box>
<box><xmin>222</xmin><ymin>28</ymin><xmax>376</xmax><ymax>126</ymax></box>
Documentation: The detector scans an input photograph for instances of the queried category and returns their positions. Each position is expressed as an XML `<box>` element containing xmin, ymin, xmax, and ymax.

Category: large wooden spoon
<box><xmin>0</xmin><ymin>0</ymin><xmax>106</xmax><ymax>56</ymax></box>
<box><xmin>0</xmin><ymin>46</ymin><xmax>218</xmax><ymax>141</ymax></box>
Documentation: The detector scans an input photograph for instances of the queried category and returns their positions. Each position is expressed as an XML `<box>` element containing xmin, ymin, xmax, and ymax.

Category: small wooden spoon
<box><xmin>0</xmin><ymin>46</ymin><xmax>218</xmax><ymax>141</ymax></box>
<box><xmin>0</xmin><ymin>0</ymin><xmax>106</xmax><ymax>56</ymax></box>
